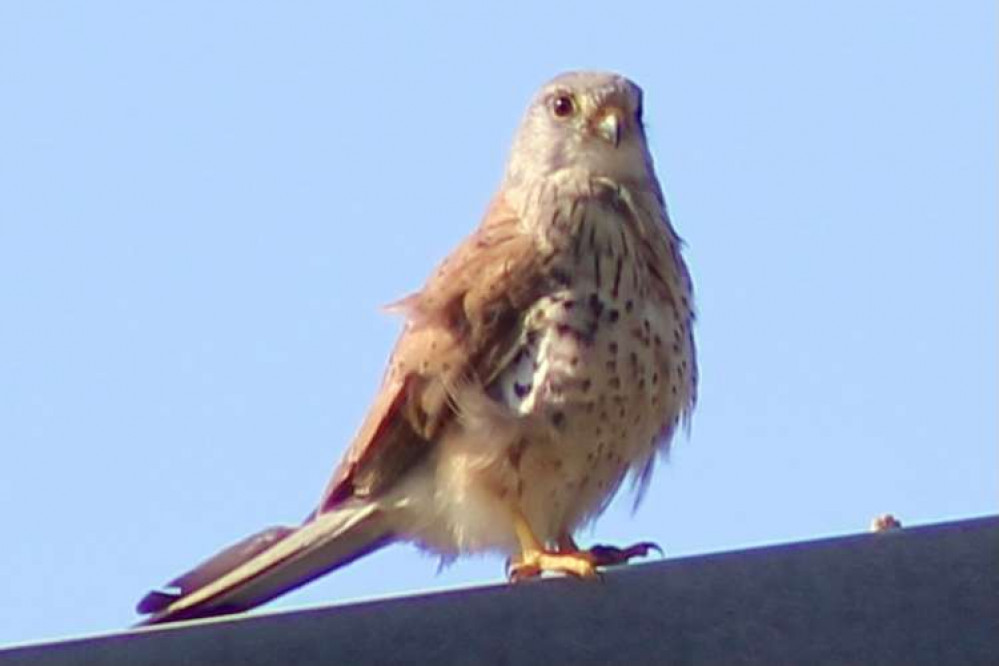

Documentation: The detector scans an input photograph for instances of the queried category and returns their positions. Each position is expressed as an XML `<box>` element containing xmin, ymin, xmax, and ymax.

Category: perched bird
<box><xmin>137</xmin><ymin>71</ymin><xmax>697</xmax><ymax>624</ymax></box>
<box><xmin>869</xmin><ymin>514</ymin><xmax>902</xmax><ymax>532</ymax></box>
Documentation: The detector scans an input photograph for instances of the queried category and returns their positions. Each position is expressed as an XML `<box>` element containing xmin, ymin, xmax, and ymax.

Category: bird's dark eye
<box><xmin>551</xmin><ymin>94</ymin><xmax>576</xmax><ymax>118</ymax></box>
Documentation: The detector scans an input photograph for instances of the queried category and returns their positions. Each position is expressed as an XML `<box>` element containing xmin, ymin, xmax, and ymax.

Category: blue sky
<box><xmin>0</xmin><ymin>1</ymin><xmax>994</xmax><ymax>647</ymax></box>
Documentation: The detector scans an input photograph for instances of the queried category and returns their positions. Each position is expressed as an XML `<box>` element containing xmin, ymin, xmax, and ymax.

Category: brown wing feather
<box><xmin>317</xmin><ymin>193</ymin><xmax>549</xmax><ymax>513</ymax></box>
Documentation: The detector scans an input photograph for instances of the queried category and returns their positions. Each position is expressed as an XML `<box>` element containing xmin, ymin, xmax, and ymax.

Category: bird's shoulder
<box><xmin>316</xmin><ymin>192</ymin><xmax>553</xmax><ymax>511</ymax></box>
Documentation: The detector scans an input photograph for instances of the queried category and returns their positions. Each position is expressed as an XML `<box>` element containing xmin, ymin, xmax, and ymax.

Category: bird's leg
<box><xmin>506</xmin><ymin>510</ymin><xmax>598</xmax><ymax>581</ymax></box>
<box><xmin>556</xmin><ymin>532</ymin><xmax>662</xmax><ymax>567</ymax></box>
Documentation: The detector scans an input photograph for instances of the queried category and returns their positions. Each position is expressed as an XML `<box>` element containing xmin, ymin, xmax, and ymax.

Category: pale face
<box><xmin>505</xmin><ymin>71</ymin><xmax>655</xmax><ymax>187</ymax></box>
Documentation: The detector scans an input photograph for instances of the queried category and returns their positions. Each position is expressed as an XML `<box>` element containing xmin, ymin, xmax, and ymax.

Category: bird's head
<box><xmin>504</xmin><ymin>71</ymin><xmax>655</xmax><ymax>189</ymax></box>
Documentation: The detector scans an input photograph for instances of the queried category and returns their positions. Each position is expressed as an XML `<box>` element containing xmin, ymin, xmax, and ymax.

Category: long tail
<box><xmin>136</xmin><ymin>502</ymin><xmax>392</xmax><ymax>625</ymax></box>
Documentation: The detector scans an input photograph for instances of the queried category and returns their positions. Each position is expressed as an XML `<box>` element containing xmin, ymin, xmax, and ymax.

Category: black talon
<box><xmin>588</xmin><ymin>541</ymin><xmax>664</xmax><ymax>565</ymax></box>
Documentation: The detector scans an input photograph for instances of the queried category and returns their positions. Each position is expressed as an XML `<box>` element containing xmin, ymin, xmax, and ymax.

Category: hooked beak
<box><xmin>595</xmin><ymin>109</ymin><xmax>622</xmax><ymax>147</ymax></box>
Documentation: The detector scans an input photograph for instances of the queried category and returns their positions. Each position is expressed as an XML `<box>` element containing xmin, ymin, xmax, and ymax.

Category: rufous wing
<box><xmin>317</xmin><ymin>192</ymin><xmax>551</xmax><ymax>512</ymax></box>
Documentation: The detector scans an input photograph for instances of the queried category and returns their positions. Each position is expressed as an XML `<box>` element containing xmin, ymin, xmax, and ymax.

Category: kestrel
<box><xmin>137</xmin><ymin>71</ymin><xmax>697</xmax><ymax>624</ymax></box>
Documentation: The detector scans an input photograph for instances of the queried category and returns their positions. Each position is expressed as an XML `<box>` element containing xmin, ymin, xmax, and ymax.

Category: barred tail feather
<box><xmin>136</xmin><ymin>502</ymin><xmax>392</xmax><ymax>625</ymax></box>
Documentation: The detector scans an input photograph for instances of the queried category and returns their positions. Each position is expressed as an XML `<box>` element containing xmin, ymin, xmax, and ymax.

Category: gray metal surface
<box><xmin>2</xmin><ymin>516</ymin><xmax>997</xmax><ymax>666</ymax></box>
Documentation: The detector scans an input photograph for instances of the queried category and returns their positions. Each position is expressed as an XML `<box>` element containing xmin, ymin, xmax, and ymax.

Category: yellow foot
<box><xmin>506</xmin><ymin>510</ymin><xmax>661</xmax><ymax>582</ymax></box>
<box><xmin>507</xmin><ymin>549</ymin><xmax>598</xmax><ymax>582</ymax></box>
